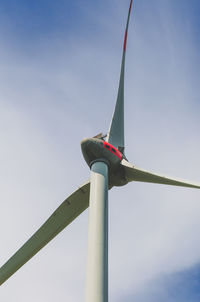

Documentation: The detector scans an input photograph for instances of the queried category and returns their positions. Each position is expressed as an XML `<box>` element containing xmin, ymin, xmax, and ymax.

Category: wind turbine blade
<box><xmin>0</xmin><ymin>181</ymin><xmax>90</xmax><ymax>286</ymax></box>
<box><xmin>107</xmin><ymin>0</ymin><xmax>133</xmax><ymax>152</ymax></box>
<box><xmin>121</xmin><ymin>160</ymin><xmax>200</xmax><ymax>189</ymax></box>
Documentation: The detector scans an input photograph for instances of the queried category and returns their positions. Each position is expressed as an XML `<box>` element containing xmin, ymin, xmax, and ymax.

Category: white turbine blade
<box><xmin>106</xmin><ymin>0</ymin><xmax>133</xmax><ymax>152</ymax></box>
<box><xmin>121</xmin><ymin>159</ymin><xmax>200</xmax><ymax>189</ymax></box>
<box><xmin>0</xmin><ymin>181</ymin><xmax>90</xmax><ymax>286</ymax></box>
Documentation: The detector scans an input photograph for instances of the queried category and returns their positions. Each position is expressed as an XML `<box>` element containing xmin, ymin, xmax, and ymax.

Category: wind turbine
<box><xmin>0</xmin><ymin>0</ymin><xmax>200</xmax><ymax>301</ymax></box>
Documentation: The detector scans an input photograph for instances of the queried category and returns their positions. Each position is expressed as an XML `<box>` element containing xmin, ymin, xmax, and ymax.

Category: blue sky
<box><xmin>0</xmin><ymin>0</ymin><xmax>200</xmax><ymax>301</ymax></box>
<box><xmin>122</xmin><ymin>264</ymin><xmax>200</xmax><ymax>302</ymax></box>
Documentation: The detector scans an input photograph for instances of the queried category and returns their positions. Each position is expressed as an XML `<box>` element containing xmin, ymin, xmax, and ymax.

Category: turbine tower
<box><xmin>0</xmin><ymin>1</ymin><xmax>200</xmax><ymax>301</ymax></box>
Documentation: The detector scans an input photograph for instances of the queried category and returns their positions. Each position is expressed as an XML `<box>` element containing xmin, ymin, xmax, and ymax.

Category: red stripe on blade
<box><xmin>123</xmin><ymin>30</ymin><xmax>128</xmax><ymax>51</ymax></box>
<box><xmin>129</xmin><ymin>0</ymin><xmax>133</xmax><ymax>16</ymax></box>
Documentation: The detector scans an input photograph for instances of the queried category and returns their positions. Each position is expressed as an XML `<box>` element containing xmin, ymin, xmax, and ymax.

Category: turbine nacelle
<box><xmin>81</xmin><ymin>137</ymin><xmax>122</xmax><ymax>169</ymax></box>
<box><xmin>81</xmin><ymin>138</ymin><xmax>128</xmax><ymax>187</ymax></box>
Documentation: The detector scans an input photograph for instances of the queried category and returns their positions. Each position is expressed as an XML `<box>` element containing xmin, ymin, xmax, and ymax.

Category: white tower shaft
<box><xmin>86</xmin><ymin>161</ymin><xmax>108</xmax><ymax>302</ymax></box>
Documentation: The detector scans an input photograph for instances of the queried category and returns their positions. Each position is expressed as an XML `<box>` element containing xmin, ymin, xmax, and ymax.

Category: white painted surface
<box><xmin>86</xmin><ymin>162</ymin><xmax>108</xmax><ymax>302</ymax></box>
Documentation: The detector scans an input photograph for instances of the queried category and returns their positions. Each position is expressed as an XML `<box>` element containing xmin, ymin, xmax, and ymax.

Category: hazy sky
<box><xmin>0</xmin><ymin>0</ymin><xmax>200</xmax><ymax>301</ymax></box>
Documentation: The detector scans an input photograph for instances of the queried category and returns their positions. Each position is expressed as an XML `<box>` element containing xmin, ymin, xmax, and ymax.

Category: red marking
<box><xmin>123</xmin><ymin>0</ymin><xmax>133</xmax><ymax>52</ymax></box>
<box><xmin>123</xmin><ymin>30</ymin><xmax>128</xmax><ymax>51</ymax></box>
<box><xmin>129</xmin><ymin>0</ymin><xmax>133</xmax><ymax>16</ymax></box>
<box><xmin>104</xmin><ymin>142</ymin><xmax>122</xmax><ymax>160</ymax></box>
